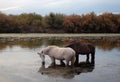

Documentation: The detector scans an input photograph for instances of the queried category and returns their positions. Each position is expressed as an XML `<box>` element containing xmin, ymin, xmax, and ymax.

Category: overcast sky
<box><xmin>0</xmin><ymin>0</ymin><xmax>120</xmax><ymax>15</ymax></box>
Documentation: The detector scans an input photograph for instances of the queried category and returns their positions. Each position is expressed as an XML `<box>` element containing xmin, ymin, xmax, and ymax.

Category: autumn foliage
<box><xmin>0</xmin><ymin>12</ymin><xmax>120</xmax><ymax>33</ymax></box>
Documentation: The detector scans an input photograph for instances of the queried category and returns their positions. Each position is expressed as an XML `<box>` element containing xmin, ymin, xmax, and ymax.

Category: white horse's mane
<box><xmin>43</xmin><ymin>46</ymin><xmax>58</xmax><ymax>54</ymax></box>
<box><xmin>40</xmin><ymin>46</ymin><xmax>57</xmax><ymax>54</ymax></box>
<box><xmin>47</xmin><ymin>45</ymin><xmax>59</xmax><ymax>48</ymax></box>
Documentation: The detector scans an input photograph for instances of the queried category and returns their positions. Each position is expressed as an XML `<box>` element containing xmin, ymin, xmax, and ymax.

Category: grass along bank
<box><xmin>0</xmin><ymin>33</ymin><xmax>120</xmax><ymax>37</ymax></box>
<box><xmin>0</xmin><ymin>33</ymin><xmax>120</xmax><ymax>40</ymax></box>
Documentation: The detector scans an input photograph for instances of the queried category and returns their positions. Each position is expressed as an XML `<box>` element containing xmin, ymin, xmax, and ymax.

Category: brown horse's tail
<box><xmin>71</xmin><ymin>53</ymin><xmax>76</xmax><ymax>66</ymax></box>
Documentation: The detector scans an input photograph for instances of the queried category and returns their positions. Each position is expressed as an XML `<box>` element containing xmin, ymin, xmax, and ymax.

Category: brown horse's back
<box><xmin>66</xmin><ymin>42</ymin><xmax>94</xmax><ymax>55</ymax></box>
<box><xmin>77</xmin><ymin>43</ymin><xmax>90</xmax><ymax>55</ymax></box>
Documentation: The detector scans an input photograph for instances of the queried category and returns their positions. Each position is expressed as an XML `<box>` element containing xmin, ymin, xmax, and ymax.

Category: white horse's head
<box><xmin>37</xmin><ymin>49</ymin><xmax>45</xmax><ymax>63</ymax></box>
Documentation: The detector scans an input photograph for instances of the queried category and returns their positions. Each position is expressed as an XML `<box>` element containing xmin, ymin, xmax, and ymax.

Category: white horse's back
<box><xmin>47</xmin><ymin>46</ymin><xmax>75</xmax><ymax>57</ymax></box>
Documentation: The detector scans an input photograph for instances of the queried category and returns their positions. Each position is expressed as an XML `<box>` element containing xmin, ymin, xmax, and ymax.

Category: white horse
<box><xmin>37</xmin><ymin>46</ymin><xmax>76</xmax><ymax>66</ymax></box>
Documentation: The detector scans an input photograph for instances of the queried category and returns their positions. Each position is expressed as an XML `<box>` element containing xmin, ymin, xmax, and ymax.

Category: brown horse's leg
<box><xmin>74</xmin><ymin>54</ymin><xmax>79</xmax><ymax>65</ymax></box>
<box><xmin>86</xmin><ymin>54</ymin><xmax>89</xmax><ymax>62</ymax></box>
<box><xmin>60</xmin><ymin>60</ymin><xmax>65</xmax><ymax>66</ymax></box>
<box><xmin>91</xmin><ymin>53</ymin><xmax>95</xmax><ymax>64</ymax></box>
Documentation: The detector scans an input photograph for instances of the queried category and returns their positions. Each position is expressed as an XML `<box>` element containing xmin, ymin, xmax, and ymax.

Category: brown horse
<box><xmin>66</xmin><ymin>42</ymin><xmax>95</xmax><ymax>65</ymax></box>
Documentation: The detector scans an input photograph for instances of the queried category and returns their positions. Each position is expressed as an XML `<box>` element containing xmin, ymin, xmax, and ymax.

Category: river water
<box><xmin>0</xmin><ymin>39</ymin><xmax>120</xmax><ymax>82</ymax></box>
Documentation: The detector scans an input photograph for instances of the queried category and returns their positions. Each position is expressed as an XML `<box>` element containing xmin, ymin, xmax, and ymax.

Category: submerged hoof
<box><xmin>74</xmin><ymin>63</ymin><xmax>79</xmax><ymax>67</ymax></box>
<box><xmin>50</xmin><ymin>62</ymin><xmax>56</xmax><ymax>67</ymax></box>
<box><xmin>60</xmin><ymin>62</ymin><xmax>66</xmax><ymax>66</ymax></box>
<box><xmin>42</xmin><ymin>61</ymin><xmax>45</xmax><ymax>65</ymax></box>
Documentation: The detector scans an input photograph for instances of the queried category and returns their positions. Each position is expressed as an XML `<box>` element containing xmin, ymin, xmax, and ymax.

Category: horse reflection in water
<box><xmin>38</xmin><ymin>61</ymin><xmax>95</xmax><ymax>79</ymax></box>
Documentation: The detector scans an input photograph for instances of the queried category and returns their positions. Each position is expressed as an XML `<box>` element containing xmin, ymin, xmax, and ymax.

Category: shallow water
<box><xmin>0</xmin><ymin>39</ymin><xmax>120</xmax><ymax>82</ymax></box>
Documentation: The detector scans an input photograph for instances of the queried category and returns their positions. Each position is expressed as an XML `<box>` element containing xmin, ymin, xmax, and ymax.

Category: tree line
<box><xmin>0</xmin><ymin>12</ymin><xmax>120</xmax><ymax>33</ymax></box>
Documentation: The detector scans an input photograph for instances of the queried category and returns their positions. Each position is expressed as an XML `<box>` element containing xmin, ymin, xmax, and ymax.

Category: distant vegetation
<box><xmin>0</xmin><ymin>12</ymin><xmax>120</xmax><ymax>33</ymax></box>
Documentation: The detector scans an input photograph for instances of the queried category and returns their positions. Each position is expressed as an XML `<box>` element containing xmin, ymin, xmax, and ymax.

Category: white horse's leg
<box><xmin>71</xmin><ymin>55</ymin><xmax>76</xmax><ymax>66</ymax></box>
<box><xmin>50</xmin><ymin>57</ymin><xmax>55</xmax><ymax>66</ymax></box>
<box><xmin>66</xmin><ymin>60</ymin><xmax>69</xmax><ymax>66</ymax></box>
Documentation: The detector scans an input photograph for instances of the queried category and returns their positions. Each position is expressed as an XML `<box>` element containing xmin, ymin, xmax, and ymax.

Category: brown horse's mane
<box><xmin>65</xmin><ymin>41</ymin><xmax>81</xmax><ymax>47</ymax></box>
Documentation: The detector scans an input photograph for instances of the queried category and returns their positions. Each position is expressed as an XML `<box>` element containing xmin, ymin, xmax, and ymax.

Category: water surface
<box><xmin>0</xmin><ymin>39</ymin><xmax>120</xmax><ymax>82</ymax></box>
